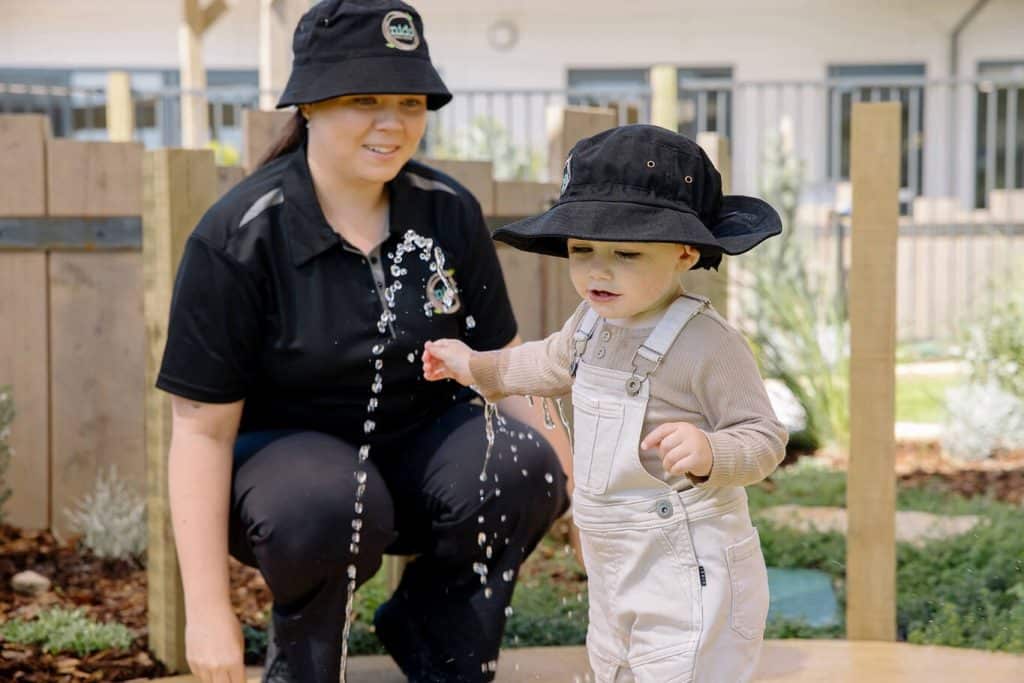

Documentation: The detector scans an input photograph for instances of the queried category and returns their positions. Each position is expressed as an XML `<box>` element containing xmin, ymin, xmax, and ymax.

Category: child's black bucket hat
<box><xmin>494</xmin><ymin>124</ymin><xmax>782</xmax><ymax>270</ymax></box>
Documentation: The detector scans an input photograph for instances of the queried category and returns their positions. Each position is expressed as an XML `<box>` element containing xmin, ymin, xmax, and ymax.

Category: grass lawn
<box><xmin>895</xmin><ymin>372</ymin><xmax>964</xmax><ymax>423</ymax></box>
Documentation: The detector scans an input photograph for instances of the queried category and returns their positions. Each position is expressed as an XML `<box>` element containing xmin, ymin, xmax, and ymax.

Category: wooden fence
<box><xmin>0</xmin><ymin>107</ymin><xmax>628</xmax><ymax>537</ymax></box>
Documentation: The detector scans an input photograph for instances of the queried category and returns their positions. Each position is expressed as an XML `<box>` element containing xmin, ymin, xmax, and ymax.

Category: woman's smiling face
<box><xmin>567</xmin><ymin>238</ymin><xmax>700</xmax><ymax>321</ymax></box>
<box><xmin>304</xmin><ymin>93</ymin><xmax>428</xmax><ymax>184</ymax></box>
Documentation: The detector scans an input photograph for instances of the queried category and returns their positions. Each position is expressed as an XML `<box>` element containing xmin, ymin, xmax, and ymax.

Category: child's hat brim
<box><xmin>492</xmin><ymin>194</ymin><xmax>782</xmax><ymax>269</ymax></box>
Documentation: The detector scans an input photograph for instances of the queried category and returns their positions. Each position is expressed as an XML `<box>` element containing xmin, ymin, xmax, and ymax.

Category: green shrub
<box><xmin>0</xmin><ymin>607</ymin><xmax>133</xmax><ymax>656</ymax></box>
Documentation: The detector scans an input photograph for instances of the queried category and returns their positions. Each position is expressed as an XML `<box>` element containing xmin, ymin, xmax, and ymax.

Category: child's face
<box><xmin>567</xmin><ymin>239</ymin><xmax>700</xmax><ymax>320</ymax></box>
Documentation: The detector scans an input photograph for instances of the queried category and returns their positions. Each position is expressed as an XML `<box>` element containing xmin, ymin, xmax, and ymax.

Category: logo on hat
<box><xmin>382</xmin><ymin>11</ymin><xmax>420</xmax><ymax>51</ymax></box>
<box><xmin>561</xmin><ymin>154</ymin><xmax>573</xmax><ymax>195</ymax></box>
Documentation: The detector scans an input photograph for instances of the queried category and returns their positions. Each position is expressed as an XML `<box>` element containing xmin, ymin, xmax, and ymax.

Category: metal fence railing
<box><xmin>3</xmin><ymin>76</ymin><xmax>1022</xmax><ymax>343</ymax></box>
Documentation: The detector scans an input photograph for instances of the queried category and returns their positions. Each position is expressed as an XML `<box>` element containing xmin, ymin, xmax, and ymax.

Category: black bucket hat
<box><xmin>494</xmin><ymin>124</ymin><xmax>782</xmax><ymax>270</ymax></box>
<box><xmin>277</xmin><ymin>0</ymin><xmax>452</xmax><ymax>111</ymax></box>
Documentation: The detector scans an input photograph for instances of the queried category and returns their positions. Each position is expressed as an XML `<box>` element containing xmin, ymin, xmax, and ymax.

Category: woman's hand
<box><xmin>185</xmin><ymin>602</ymin><xmax>246</xmax><ymax>683</ymax></box>
<box><xmin>423</xmin><ymin>339</ymin><xmax>474</xmax><ymax>386</ymax></box>
<box><xmin>641</xmin><ymin>422</ymin><xmax>714</xmax><ymax>478</ymax></box>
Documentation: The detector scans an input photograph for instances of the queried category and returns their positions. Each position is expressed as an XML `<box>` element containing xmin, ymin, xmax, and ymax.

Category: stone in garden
<box><xmin>767</xmin><ymin>567</ymin><xmax>840</xmax><ymax>627</ymax></box>
<box><xmin>11</xmin><ymin>570</ymin><xmax>51</xmax><ymax>596</ymax></box>
<box><xmin>759</xmin><ymin>505</ymin><xmax>984</xmax><ymax>548</ymax></box>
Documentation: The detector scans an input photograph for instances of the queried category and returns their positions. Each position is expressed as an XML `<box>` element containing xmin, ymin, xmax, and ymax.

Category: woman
<box><xmin>156</xmin><ymin>2</ymin><xmax>570</xmax><ymax>682</ymax></box>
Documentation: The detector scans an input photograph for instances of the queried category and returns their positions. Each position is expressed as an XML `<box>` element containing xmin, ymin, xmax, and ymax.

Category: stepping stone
<box><xmin>759</xmin><ymin>505</ymin><xmax>984</xmax><ymax>547</ymax></box>
<box><xmin>767</xmin><ymin>567</ymin><xmax>840</xmax><ymax>627</ymax></box>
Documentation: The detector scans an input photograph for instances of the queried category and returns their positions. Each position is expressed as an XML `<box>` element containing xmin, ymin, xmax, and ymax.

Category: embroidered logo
<box><xmin>426</xmin><ymin>268</ymin><xmax>461</xmax><ymax>314</ymax></box>
<box><xmin>382</xmin><ymin>11</ymin><xmax>420</xmax><ymax>51</ymax></box>
<box><xmin>561</xmin><ymin>153</ymin><xmax>573</xmax><ymax>195</ymax></box>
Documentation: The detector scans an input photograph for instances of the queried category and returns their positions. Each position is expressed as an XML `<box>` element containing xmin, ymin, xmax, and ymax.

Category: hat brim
<box><xmin>492</xmin><ymin>195</ymin><xmax>781</xmax><ymax>269</ymax></box>
<box><xmin>276</xmin><ymin>55</ymin><xmax>452</xmax><ymax>110</ymax></box>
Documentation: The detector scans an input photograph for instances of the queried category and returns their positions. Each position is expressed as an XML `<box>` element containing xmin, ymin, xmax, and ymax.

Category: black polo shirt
<box><xmin>156</xmin><ymin>143</ymin><xmax>518</xmax><ymax>445</ymax></box>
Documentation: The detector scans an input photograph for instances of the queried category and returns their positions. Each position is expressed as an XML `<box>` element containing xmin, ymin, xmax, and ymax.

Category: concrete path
<box><xmin>153</xmin><ymin>639</ymin><xmax>1024</xmax><ymax>682</ymax></box>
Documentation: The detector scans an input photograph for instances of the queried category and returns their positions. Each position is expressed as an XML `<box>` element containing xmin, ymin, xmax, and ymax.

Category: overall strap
<box><xmin>625</xmin><ymin>295</ymin><xmax>709</xmax><ymax>395</ymax></box>
<box><xmin>570</xmin><ymin>306</ymin><xmax>601</xmax><ymax>377</ymax></box>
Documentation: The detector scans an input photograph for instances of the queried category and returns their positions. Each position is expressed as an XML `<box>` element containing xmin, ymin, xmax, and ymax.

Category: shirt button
<box><xmin>600</xmin><ymin>330</ymin><xmax>611</xmax><ymax>342</ymax></box>
<box><xmin>370</xmin><ymin>256</ymin><xmax>379</xmax><ymax>264</ymax></box>
<box><xmin>376</xmin><ymin>280</ymin><xmax>385</xmax><ymax>288</ymax></box>
<box><xmin>595</xmin><ymin>347</ymin><xmax>606</xmax><ymax>359</ymax></box>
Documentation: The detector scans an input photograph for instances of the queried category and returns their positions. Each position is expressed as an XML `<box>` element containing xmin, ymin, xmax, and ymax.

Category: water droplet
<box><xmin>355</xmin><ymin>471</ymin><xmax>367</xmax><ymax>484</ymax></box>
<box><xmin>510</xmin><ymin>444</ymin><xmax>517</xmax><ymax>453</ymax></box>
<box><xmin>354</xmin><ymin>502</ymin><xmax>364</xmax><ymax>514</ymax></box>
<box><xmin>484</xmin><ymin>587</ymin><xmax>493</xmax><ymax>599</ymax></box>
<box><xmin>347</xmin><ymin>565</ymin><xmax>357</xmax><ymax>579</ymax></box>
<box><xmin>521</xmin><ymin>469</ymin><xmax>528</xmax><ymax>477</ymax></box>
<box><xmin>544</xmin><ymin>473</ymin><xmax>554</xmax><ymax>484</ymax></box>
<box><xmin>372</xmin><ymin>343</ymin><xmax>385</xmax><ymax>355</ymax></box>
<box><xmin>486</xmin><ymin>546</ymin><xmax>493</xmax><ymax>559</ymax></box>
<box><xmin>358</xmin><ymin>445</ymin><xmax>371</xmax><ymax>461</ymax></box>
<box><xmin>495</xmin><ymin>488</ymin><xmax>501</xmax><ymax>497</ymax></box>
<box><xmin>351</xmin><ymin>519</ymin><xmax>363</xmax><ymax>531</ymax></box>
<box><xmin>473</xmin><ymin>562</ymin><xmax>488</xmax><ymax>577</ymax></box>
<box><xmin>504</xmin><ymin>606</ymin><xmax>514</xmax><ymax>617</ymax></box>
<box><xmin>478</xmin><ymin>532</ymin><xmax>487</xmax><ymax>546</ymax></box>
<box><xmin>466</xmin><ymin>315</ymin><xmax>477</xmax><ymax>329</ymax></box>
<box><xmin>500</xmin><ymin>514</ymin><xmax>506</xmax><ymax>522</ymax></box>
<box><xmin>375</xmin><ymin>359</ymin><xmax>383</xmax><ymax>370</ymax></box>
<box><xmin>477</xmin><ymin>515</ymin><xmax>485</xmax><ymax>524</ymax></box>
<box><xmin>407</xmin><ymin>353</ymin><xmax>416</xmax><ymax>363</ymax></box>
<box><xmin>502</xmin><ymin>569</ymin><xmax>515</xmax><ymax>582</ymax></box>
<box><xmin>364</xmin><ymin>420</ymin><xmax>376</xmax><ymax>433</ymax></box>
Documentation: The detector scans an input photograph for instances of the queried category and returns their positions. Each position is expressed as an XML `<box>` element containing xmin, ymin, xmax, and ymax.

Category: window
<box><xmin>827</xmin><ymin>64</ymin><xmax>925</xmax><ymax>207</ymax></box>
<box><xmin>677</xmin><ymin>67</ymin><xmax>732</xmax><ymax>140</ymax></box>
<box><xmin>975</xmin><ymin>61</ymin><xmax>1024</xmax><ymax>208</ymax></box>
<box><xmin>0</xmin><ymin>67</ymin><xmax>258</xmax><ymax>152</ymax></box>
<box><xmin>567</xmin><ymin>68</ymin><xmax>649</xmax><ymax>125</ymax></box>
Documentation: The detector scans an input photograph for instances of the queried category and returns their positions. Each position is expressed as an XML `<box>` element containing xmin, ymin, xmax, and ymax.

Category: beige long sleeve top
<box><xmin>469</xmin><ymin>301</ymin><xmax>788</xmax><ymax>490</ymax></box>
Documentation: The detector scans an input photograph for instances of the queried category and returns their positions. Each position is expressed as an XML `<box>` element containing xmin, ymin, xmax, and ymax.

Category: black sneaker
<box><xmin>262</xmin><ymin>620</ymin><xmax>298</xmax><ymax>683</ymax></box>
<box><xmin>373</xmin><ymin>597</ymin><xmax>449</xmax><ymax>683</ymax></box>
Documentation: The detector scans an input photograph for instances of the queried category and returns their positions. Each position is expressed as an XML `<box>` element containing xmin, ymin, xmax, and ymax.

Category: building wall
<box><xmin>2</xmin><ymin>0</ymin><xmax>1022</xmax><ymax>202</ymax></box>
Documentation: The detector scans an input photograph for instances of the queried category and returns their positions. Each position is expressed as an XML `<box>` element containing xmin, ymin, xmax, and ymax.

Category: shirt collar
<box><xmin>281</xmin><ymin>142</ymin><xmax>412</xmax><ymax>267</ymax></box>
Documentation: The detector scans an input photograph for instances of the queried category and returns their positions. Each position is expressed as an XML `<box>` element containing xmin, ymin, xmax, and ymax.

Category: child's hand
<box><xmin>641</xmin><ymin>422</ymin><xmax>713</xmax><ymax>478</ymax></box>
<box><xmin>422</xmin><ymin>339</ymin><xmax>474</xmax><ymax>386</ymax></box>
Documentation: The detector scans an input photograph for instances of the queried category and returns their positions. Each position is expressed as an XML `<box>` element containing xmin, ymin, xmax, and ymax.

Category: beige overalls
<box><xmin>570</xmin><ymin>295</ymin><xmax>770</xmax><ymax>683</ymax></box>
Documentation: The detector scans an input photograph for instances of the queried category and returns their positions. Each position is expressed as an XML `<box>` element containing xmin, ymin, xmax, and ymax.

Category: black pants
<box><xmin>228</xmin><ymin>402</ymin><xmax>569</xmax><ymax>682</ymax></box>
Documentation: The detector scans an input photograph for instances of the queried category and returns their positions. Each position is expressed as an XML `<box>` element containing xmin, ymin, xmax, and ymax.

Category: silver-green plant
<box><xmin>65</xmin><ymin>465</ymin><xmax>146</xmax><ymax>561</ymax></box>
<box><xmin>0</xmin><ymin>606</ymin><xmax>133</xmax><ymax>656</ymax></box>
<box><xmin>737</xmin><ymin>119</ymin><xmax>850</xmax><ymax>451</ymax></box>
<box><xmin>0</xmin><ymin>386</ymin><xmax>14</xmax><ymax>523</ymax></box>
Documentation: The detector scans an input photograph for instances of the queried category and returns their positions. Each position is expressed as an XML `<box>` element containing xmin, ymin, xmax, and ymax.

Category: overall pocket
<box><xmin>572</xmin><ymin>393</ymin><xmax>624</xmax><ymax>495</ymax></box>
<box><xmin>725</xmin><ymin>527</ymin><xmax>770</xmax><ymax>640</ymax></box>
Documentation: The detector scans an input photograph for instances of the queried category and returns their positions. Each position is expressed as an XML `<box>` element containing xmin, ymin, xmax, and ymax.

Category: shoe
<box><xmin>373</xmin><ymin>597</ymin><xmax>449</xmax><ymax>683</ymax></box>
<box><xmin>262</xmin><ymin>620</ymin><xmax>298</xmax><ymax>683</ymax></box>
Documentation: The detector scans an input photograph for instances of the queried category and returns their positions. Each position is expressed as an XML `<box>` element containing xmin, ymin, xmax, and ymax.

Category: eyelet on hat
<box><xmin>646</xmin><ymin>160</ymin><xmax>656</xmax><ymax>168</ymax></box>
<box><xmin>684</xmin><ymin>175</ymin><xmax>694</xmax><ymax>184</ymax></box>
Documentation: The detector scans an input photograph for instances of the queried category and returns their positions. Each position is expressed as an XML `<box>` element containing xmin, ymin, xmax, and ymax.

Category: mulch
<box><xmin>0</xmin><ymin>526</ymin><xmax>271</xmax><ymax>682</ymax></box>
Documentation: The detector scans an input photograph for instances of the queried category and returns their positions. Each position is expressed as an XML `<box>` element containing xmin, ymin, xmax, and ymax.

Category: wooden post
<box><xmin>681</xmin><ymin>133</ymin><xmax>731</xmax><ymax>317</ymax></box>
<box><xmin>179</xmin><ymin>0</ymin><xmax>232</xmax><ymax>149</ymax></box>
<box><xmin>545</xmin><ymin>106</ymin><xmax>617</xmax><ymax>182</ymax></box>
<box><xmin>242</xmin><ymin>109</ymin><xmax>293</xmax><ymax>173</ymax></box>
<box><xmin>259</xmin><ymin>0</ymin><xmax>305</xmax><ymax>111</ymax></box>
<box><xmin>846</xmin><ymin>102</ymin><xmax>901</xmax><ymax>642</ymax></box>
<box><xmin>143</xmin><ymin>148</ymin><xmax>219</xmax><ymax>672</ymax></box>
<box><xmin>106</xmin><ymin>71</ymin><xmax>135</xmax><ymax>142</ymax></box>
<box><xmin>649</xmin><ymin>64</ymin><xmax>678</xmax><ymax>132</ymax></box>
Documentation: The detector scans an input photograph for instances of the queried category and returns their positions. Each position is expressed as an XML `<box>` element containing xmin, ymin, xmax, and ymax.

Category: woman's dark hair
<box><xmin>258</xmin><ymin>111</ymin><xmax>307</xmax><ymax>168</ymax></box>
